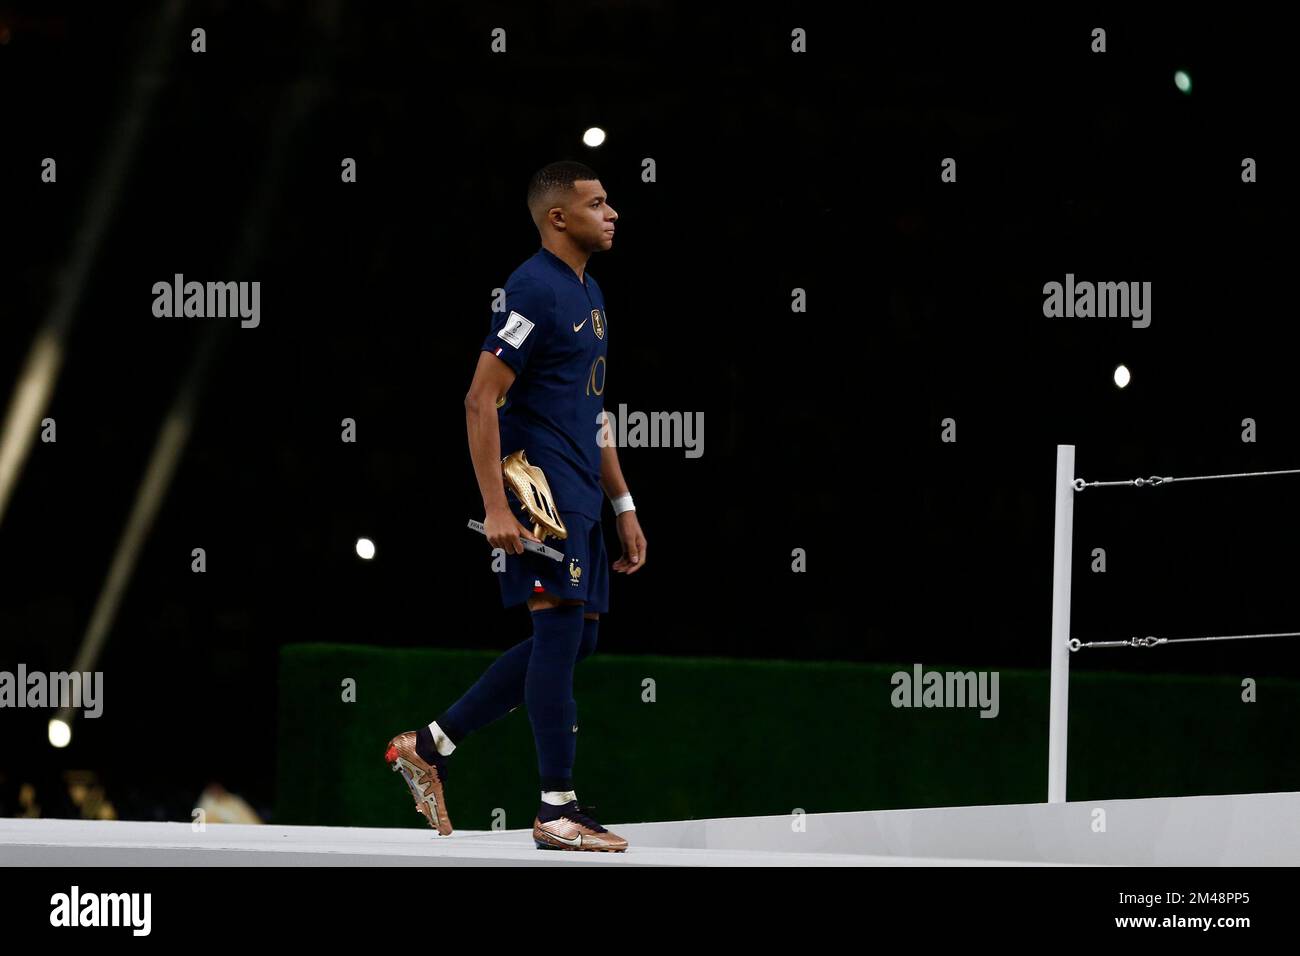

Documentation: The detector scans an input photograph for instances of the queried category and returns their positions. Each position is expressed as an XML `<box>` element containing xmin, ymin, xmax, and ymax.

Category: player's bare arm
<box><xmin>465</xmin><ymin>350</ymin><xmax>539</xmax><ymax>555</ymax></box>
<box><xmin>598</xmin><ymin>414</ymin><xmax>646</xmax><ymax>573</ymax></box>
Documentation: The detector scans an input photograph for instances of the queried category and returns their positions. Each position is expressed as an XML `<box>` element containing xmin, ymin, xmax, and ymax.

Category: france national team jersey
<box><xmin>483</xmin><ymin>247</ymin><xmax>610</xmax><ymax>521</ymax></box>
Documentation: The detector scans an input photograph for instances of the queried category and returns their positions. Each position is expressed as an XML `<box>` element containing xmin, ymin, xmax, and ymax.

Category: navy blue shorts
<box><xmin>497</xmin><ymin>508</ymin><xmax>610</xmax><ymax>613</ymax></box>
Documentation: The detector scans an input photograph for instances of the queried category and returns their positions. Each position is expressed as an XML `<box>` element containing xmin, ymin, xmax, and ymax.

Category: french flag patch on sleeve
<box><xmin>495</xmin><ymin>347</ymin><xmax>504</xmax><ymax>357</ymax></box>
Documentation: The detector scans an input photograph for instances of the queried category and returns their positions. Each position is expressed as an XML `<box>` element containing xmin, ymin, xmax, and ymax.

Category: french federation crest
<box><xmin>592</xmin><ymin>309</ymin><xmax>604</xmax><ymax>340</ymax></box>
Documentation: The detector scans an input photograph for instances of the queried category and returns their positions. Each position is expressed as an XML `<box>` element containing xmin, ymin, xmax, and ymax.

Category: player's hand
<box><xmin>612</xmin><ymin>511</ymin><xmax>646</xmax><ymax>574</ymax></box>
<box><xmin>484</xmin><ymin>507</ymin><xmax>540</xmax><ymax>555</ymax></box>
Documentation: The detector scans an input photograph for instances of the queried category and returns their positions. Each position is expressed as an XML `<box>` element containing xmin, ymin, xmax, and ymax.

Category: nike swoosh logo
<box><xmin>572</xmin><ymin>318</ymin><xmax>587</xmax><ymax>332</ymax></box>
<box><xmin>546</xmin><ymin>830</ymin><xmax>582</xmax><ymax>847</ymax></box>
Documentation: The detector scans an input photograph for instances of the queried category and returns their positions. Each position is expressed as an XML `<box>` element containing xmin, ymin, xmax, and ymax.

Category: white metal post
<box><xmin>1048</xmin><ymin>444</ymin><xmax>1076</xmax><ymax>803</ymax></box>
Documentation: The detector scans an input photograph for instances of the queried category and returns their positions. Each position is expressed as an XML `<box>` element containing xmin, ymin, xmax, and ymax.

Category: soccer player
<box><xmin>385</xmin><ymin>161</ymin><xmax>646</xmax><ymax>851</ymax></box>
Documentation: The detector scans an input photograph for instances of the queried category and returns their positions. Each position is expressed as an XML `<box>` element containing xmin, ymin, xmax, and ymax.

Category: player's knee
<box><xmin>527</xmin><ymin>592</ymin><xmax>584</xmax><ymax>613</ymax></box>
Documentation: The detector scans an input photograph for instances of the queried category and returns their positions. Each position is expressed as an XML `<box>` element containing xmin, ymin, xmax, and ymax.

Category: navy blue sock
<box><xmin>525</xmin><ymin>603</ymin><xmax>585</xmax><ymax>792</ymax></box>
<box><xmin>428</xmin><ymin>616</ymin><xmax>599</xmax><ymax>758</ymax></box>
<box><xmin>578</xmin><ymin>616</ymin><xmax>599</xmax><ymax>662</ymax></box>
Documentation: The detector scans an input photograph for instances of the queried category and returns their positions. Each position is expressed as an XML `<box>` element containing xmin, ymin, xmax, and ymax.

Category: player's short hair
<box><xmin>527</xmin><ymin>160</ymin><xmax>600</xmax><ymax>229</ymax></box>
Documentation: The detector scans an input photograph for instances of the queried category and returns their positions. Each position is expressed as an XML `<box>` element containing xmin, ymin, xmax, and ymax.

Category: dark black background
<box><xmin>0</xmin><ymin>4</ymin><xmax>1289</xmax><ymax>818</ymax></box>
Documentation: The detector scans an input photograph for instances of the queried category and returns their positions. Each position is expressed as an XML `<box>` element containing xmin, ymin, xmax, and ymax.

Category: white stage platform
<box><xmin>3</xmin><ymin>791</ymin><xmax>1297</xmax><ymax>866</ymax></box>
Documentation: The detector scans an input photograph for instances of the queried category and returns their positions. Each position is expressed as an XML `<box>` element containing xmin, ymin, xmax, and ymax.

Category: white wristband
<box><xmin>610</xmin><ymin>493</ymin><xmax>635</xmax><ymax>515</ymax></box>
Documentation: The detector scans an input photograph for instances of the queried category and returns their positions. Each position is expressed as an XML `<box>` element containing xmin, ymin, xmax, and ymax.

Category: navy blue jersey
<box><xmin>482</xmin><ymin>247</ymin><xmax>609</xmax><ymax>521</ymax></box>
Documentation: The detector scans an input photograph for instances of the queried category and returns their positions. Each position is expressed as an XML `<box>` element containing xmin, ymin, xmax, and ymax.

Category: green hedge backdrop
<box><xmin>276</xmin><ymin>643</ymin><xmax>1300</xmax><ymax>829</ymax></box>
